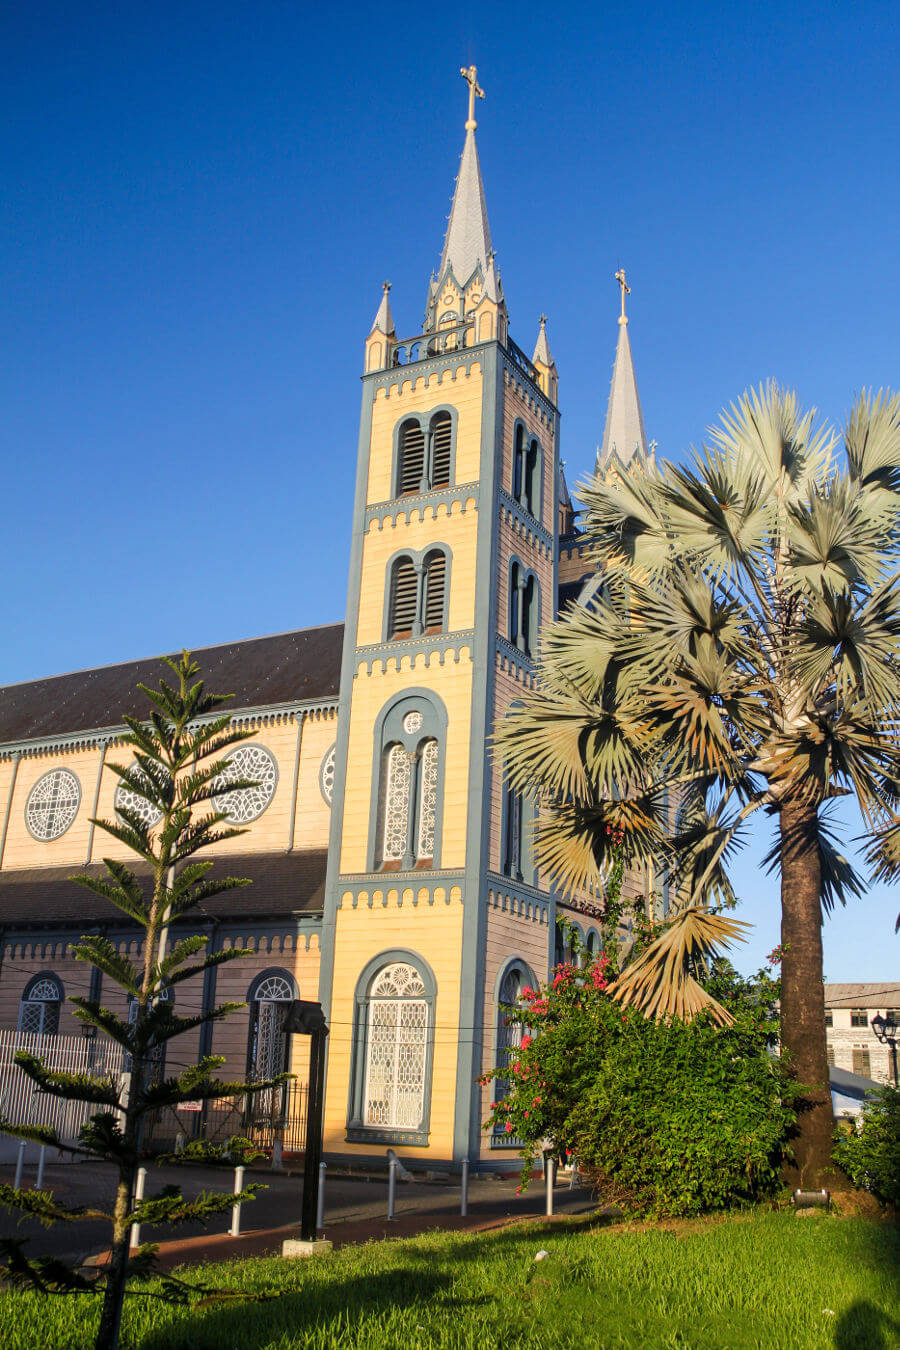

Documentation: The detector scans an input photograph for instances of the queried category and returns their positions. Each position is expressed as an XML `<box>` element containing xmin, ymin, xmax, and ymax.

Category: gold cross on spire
<box><xmin>460</xmin><ymin>65</ymin><xmax>485</xmax><ymax>130</ymax></box>
<box><xmin>615</xmin><ymin>268</ymin><xmax>631</xmax><ymax>323</ymax></box>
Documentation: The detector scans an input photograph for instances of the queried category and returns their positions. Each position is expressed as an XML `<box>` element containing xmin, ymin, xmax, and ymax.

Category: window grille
<box><xmin>524</xmin><ymin>439</ymin><xmax>539</xmax><ymax>515</ymax></box>
<box><xmin>18</xmin><ymin>977</ymin><xmax>62</xmax><ymax>1036</ymax></box>
<box><xmin>502</xmin><ymin>786</ymin><xmax>523</xmax><ymax>879</ymax></box>
<box><xmin>319</xmin><ymin>744</ymin><xmax>336</xmax><ymax>805</ymax></box>
<box><xmin>115</xmin><ymin>763</ymin><xmax>162</xmax><ymax>828</ymax></box>
<box><xmin>388</xmin><ymin>557</ymin><xmax>419</xmax><ymax>638</ymax></box>
<box><xmin>824</xmin><ymin>1009</ymin><xmax>833</xmax><ymax>1027</ymax></box>
<box><xmin>513</xmin><ymin>425</ymin><xmax>525</xmax><ymax>502</ymax></box>
<box><xmin>212</xmin><ymin>744</ymin><xmax>278</xmax><ymax>823</ymax></box>
<box><xmin>124</xmin><ymin>986</ymin><xmax>170</xmax><ymax>1078</ymax></box>
<box><xmin>381</xmin><ymin>745</ymin><xmax>412</xmax><ymax>862</ymax></box>
<box><xmin>852</xmin><ymin>1046</ymin><xmax>871</xmax><ymax>1076</ymax></box>
<box><xmin>363</xmin><ymin>963</ymin><xmax>428</xmax><ymax>1130</ymax></box>
<box><xmin>850</xmin><ymin>1008</ymin><xmax>868</xmax><ymax>1028</ymax></box>
<box><xmin>416</xmin><ymin>740</ymin><xmax>438</xmax><ymax>861</ymax></box>
<box><xmin>431</xmin><ymin>413</ymin><xmax>452</xmax><ymax>487</ymax></box>
<box><xmin>522</xmin><ymin>574</ymin><xmax>537</xmax><ymax>658</ymax></box>
<box><xmin>509</xmin><ymin>562</ymin><xmax>522</xmax><ymax>646</ymax></box>
<box><xmin>493</xmin><ymin>966</ymin><xmax>524</xmax><ymax>1144</ymax></box>
<box><xmin>422</xmin><ymin>552</ymin><xmax>446</xmax><ymax>632</ymax></box>
<box><xmin>248</xmin><ymin>974</ymin><xmax>293</xmax><ymax>1119</ymax></box>
<box><xmin>25</xmin><ymin>768</ymin><xmax>81</xmax><ymax>842</ymax></box>
<box><xmin>398</xmin><ymin>421</ymin><xmax>425</xmax><ymax>495</ymax></box>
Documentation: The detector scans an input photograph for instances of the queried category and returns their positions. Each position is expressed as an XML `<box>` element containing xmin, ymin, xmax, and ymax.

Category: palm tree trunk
<box><xmin>779</xmin><ymin>796</ymin><xmax>836</xmax><ymax>1187</ymax></box>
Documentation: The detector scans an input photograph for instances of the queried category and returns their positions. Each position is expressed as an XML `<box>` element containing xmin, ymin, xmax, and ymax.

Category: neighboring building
<box><xmin>0</xmin><ymin>71</ymin><xmax>656</xmax><ymax>1169</ymax></box>
<box><xmin>824</xmin><ymin>984</ymin><xmax>900</xmax><ymax>1087</ymax></box>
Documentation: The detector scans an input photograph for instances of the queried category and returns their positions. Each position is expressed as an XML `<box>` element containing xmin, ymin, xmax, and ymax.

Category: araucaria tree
<box><xmin>0</xmin><ymin>654</ymin><xmax>288</xmax><ymax>1350</ymax></box>
<box><xmin>496</xmin><ymin>384</ymin><xmax>900</xmax><ymax>1186</ymax></box>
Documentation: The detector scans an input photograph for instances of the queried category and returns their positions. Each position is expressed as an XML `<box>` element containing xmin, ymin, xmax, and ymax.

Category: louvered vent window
<box><xmin>422</xmin><ymin>552</ymin><xmax>446</xmax><ymax>633</ymax></box>
<box><xmin>398</xmin><ymin>421</ymin><xmax>425</xmax><ymax>495</ymax></box>
<box><xmin>389</xmin><ymin>557</ymin><xmax>418</xmax><ymax>638</ymax></box>
<box><xmin>522</xmin><ymin>574</ymin><xmax>538</xmax><ymax>657</ymax></box>
<box><xmin>525</xmin><ymin>440</ymin><xmax>539</xmax><ymax>515</ymax></box>
<box><xmin>513</xmin><ymin>426</ymin><xmax>525</xmax><ymax>502</ymax></box>
<box><xmin>509</xmin><ymin>562</ymin><xmax>522</xmax><ymax>645</ymax></box>
<box><xmin>431</xmin><ymin>414</ymin><xmax>452</xmax><ymax>488</ymax></box>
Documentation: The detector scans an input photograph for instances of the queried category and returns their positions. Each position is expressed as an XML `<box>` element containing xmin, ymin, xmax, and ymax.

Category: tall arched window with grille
<box><xmin>18</xmin><ymin>974</ymin><xmax>62</xmax><ymax>1036</ymax></box>
<box><xmin>370</xmin><ymin>693</ymin><xmax>446</xmax><ymax>872</ymax></box>
<box><xmin>492</xmin><ymin>961</ymin><xmax>533</xmax><ymax>1147</ymax></box>
<box><xmin>246</xmin><ymin>970</ymin><xmax>296</xmax><ymax>1124</ymax></box>
<box><xmin>511</xmin><ymin>425</ymin><xmax>542</xmax><ymax>519</ymax></box>
<box><xmin>347</xmin><ymin>952</ymin><xmax>437</xmax><ymax>1144</ymax></box>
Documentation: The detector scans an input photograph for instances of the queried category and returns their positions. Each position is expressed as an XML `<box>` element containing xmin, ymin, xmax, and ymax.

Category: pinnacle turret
<box><xmin>369</xmin><ymin>281</ymin><xmax>395</xmax><ymax>337</ymax></box>
<box><xmin>597</xmin><ymin>270</ymin><xmax>649</xmax><ymax>471</ymax></box>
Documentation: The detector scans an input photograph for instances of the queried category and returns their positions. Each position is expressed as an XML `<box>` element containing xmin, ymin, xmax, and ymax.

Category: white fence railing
<box><xmin>0</xmin><ymin>1029</ymin><xmax>125</xmax><ymax>1145</ymax></box>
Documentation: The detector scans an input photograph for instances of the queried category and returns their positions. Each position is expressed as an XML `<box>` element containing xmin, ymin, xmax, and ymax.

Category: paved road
<box><xmin>0</xmin><ymin>1159</ymin><xmax>595</xmax><ymax>1265</ymax></box>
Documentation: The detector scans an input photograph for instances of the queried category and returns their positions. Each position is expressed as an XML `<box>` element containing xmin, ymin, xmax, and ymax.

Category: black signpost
<box><xmin>282</xmin><ymin>999</ymin><xmax>329</xmax><ymax>1242</ymax></box>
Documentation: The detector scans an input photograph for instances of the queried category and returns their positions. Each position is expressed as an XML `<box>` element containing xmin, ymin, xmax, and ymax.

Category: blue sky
<box><xmin>2</xmin><ymin>2</ymin><xmax>898</xmax><ymax>977</ymax></box>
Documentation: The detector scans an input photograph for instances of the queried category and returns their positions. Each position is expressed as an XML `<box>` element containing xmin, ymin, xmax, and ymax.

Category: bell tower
<box><xmin>319</xmin><ymin>68</ymin><xmax>561</xmax><ymax>1167</ymax></box>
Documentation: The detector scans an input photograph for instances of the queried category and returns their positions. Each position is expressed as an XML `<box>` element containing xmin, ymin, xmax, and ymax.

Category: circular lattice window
<box><xmin>25</xmin><ymin>768</ymin><xmax>81</xmax><ymax>841</ymax></box>
<box><xmin>114</xmin><ymin>764</ymin><xmax>163</xmax><ymax>828</ymax></box>
<box><xmin>213</xmin><ymin>744</ymin><xmax>278</xmax><ymax>824</ymax></box>
<box><xmin>319</xmin><ymin>744</ymin><xmax>336</xmax><ymax>805</ymax></box>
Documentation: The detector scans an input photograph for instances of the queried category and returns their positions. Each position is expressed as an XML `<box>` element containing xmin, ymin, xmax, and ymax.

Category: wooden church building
<box><xmin>0</xmin><ymin>70</ymin><xmax>654</xmax><ymax>1169</ymax></box>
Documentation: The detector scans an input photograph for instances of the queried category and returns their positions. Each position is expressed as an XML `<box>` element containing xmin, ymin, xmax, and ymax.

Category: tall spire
<box><xmin>369</xmin><ymin>281</ymin><xmax>395</xmax><ymax>336</ymax></box>
<box><xmin>436</xmin><ymin>66</ymin><xmax>492</xmax><ymax>286</ymax></box>
<box><xmin>598</xmin><ymin>269</ymin><xmax>648</xmax><ymax>471</ymax></box>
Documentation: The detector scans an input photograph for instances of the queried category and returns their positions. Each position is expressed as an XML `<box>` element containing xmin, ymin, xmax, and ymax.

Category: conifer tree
<box><xmin>0</xmin><ymin>653</ymin><xmax>289</xmax><ymax>1350</ymax></box>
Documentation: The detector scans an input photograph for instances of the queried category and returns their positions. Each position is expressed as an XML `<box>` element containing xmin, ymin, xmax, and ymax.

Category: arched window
<box><xmin>421</xmin><ymin>550</ymin><xmax>446</xmax><ymax>633</ymax></box>
<box><xmin>125</xmin><ymin>985</ymin><xmax>172</xmax><ymax>1081</ymax></box>
<box><xmin>502</xmin><ymin>783</ymin><xmax>523</xmax><ymax>881</ymax></box>
<box><xmin>511</xmin><ymin>425</ymin><xmax>542</xmax><ymax>519</ymax></box>
<box><xmin>430</xmin><ymin>412</ymin><xmax>452</xmax><ymax>488</ymax></box>
<box><xmin>554</xmin><ymin>921</ymin><xmax>566</xmax><ymax>968</ymax></box>
<box><xmin>397</xmin><ymin>419</ymin><xmax>426</xmax><ymax>496</ymax></box>
<box><xmin>18</xmin><ymin>974</ymin><xmax>62</xmax><ymax>1036</ymax></box>
<box><xmin>509</xmin><ymin>563</ymin><xmax>540</xmax><ymax>659</ymax></box>
<box><xmin>247</xmin><ymin>972</ymin><xmax>295</xmax><ymax>1083</ymax></box>
<box><xmin>370</xmin><ymin>693</ymin><xmax>446</xmax><ymax>872</ymax></box>
<box><xmin>385</xmin><ymin>547</ymin><xmax>450</xmax><ymax>642</ymax></box>
<box><xmin>347</xmin><ymin>953</ymin><xmax>436</xmax><ymax>1144</ymax></box>
<box><xmin>393</xmin><ymin>412</ymin><xmax>456</xmax><ymax>498</ymax></box>
<box><xmin>387</xmin><ymin>556</ymin><xmax>419</xmax><ymax>639</ymax></box>
<box><xmin>492</xmin><ymin>961</ymin><xmax>534</xmax><ymax>1146</ymax></box>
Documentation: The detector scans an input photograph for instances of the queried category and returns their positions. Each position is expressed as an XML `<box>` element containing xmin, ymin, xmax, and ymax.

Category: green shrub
<box><xmin>833</xmin><ymin>1085</ymin><xmax>900</xmax><ymax>1207</ymax></box>
<box><xmin>173</xmin><ymin>1135</ymin><xmax>264</xmax><ymax>1167</ymax></box>
<box><xmin>483</xmin><ymin>958</ymin><xmax>798</xmax><ymax>1218</ymax></box>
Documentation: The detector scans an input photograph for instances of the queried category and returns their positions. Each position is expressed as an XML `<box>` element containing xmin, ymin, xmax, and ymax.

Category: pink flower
<box><xmin>520</xmin><ymin>1034</ymin><xmax>532</xmax><ymax>1050</ymax></box>
<box><xmin>505</xmin><ymin>1122</ymin><xmax>514</xmax><ymax>1133</ymax></box>
<box><xmin>533</xmin><ymin>1097</ymin><xmax>542</xmax><ymax>1106</ymax></box>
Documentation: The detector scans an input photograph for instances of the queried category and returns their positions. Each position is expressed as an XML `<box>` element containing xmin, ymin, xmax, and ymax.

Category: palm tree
<box><xmin>496</xmin><ymin>384</ymin><xmax>900</xmax><ymax>1185</ymax></box>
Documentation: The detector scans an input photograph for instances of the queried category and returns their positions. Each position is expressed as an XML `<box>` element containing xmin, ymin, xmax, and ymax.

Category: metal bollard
<box><xmin>230</xmin><ymin>1164</ymin><xmax>245</xmax><ymax>1237</ymax></box>
<box><xmin>387</xmin><ymin>1156</ymin><xmax>397</xmax><ymax>1220</ymax></box>
<box><xmin>271</xmin><ymin>1139</ymin><xmax>283</xmax><ymax>1171</ymax></box>
<box><xmin>460</xmin><ymin>1158</ymin><xmax>469</xmax><ymax>1216</ymax></box>
<box><xmin>129</xmin><ymin>1166</ymin><xmax>148</xmax><ymax>1250</ymax></box>
<box><xmin>35</xmin><ymin>1145</ymin><xmax>46</xmax><ymax>1190</ymax></box>
<box><xmin>316</xmin><ymin>1161</ymin><xmax>326</xmax><ymax>1232</ymax></box>
<box><xmin>13</xmin><ymin>1140</ymin><xmax>26</xmax><ymax>1189</ymax></box>
<box><xmin>545</xmin><ymin>1156</ymin><xmax>555</xmax><ymax>1216</ymax></box>
<box><xmin>569</xmin><ymin>1158</ymin><xmax>578</xmax><ymax>1190</ymax></box>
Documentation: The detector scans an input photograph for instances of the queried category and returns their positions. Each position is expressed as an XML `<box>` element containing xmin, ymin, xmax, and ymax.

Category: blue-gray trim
<box><xmin>390</xmin><ymin>405</ymin><xmax>459</xmax><ymax>499</ymax></box>
<box><xmin>366</xmin><ymin>483</ymin><xmax>478</xmax><ymax>532</ymax></box>
<box><xmin>345</xmin><ymin>948</ymin><xmax>437</xmax><ymax>1147</ymax></box>
<box><xmin>318</xmin><ymin>742</ymin><xmax>336</xmax><ymax>806</ymax></box>
<box><xmin>365</xmin><ymin>688</ymin><xmax>448</xmax><ymax>873</ymax></box>
<box><xmin>355</xmin><ymin>631</ymin><xmax>474</xmax><ymax>674</ymax></box>
<box><xmin>497</xmin><ymin>489</ymin><xmax>554</xmax><ymax>551</ymax></box>
<box><xmin>382</xmin><ymin>544</ymin><xmax>453</xmax><ymax>644</ymax></box>
<box><xmin>246</xmin><ymin>966</ymin><xmax>300</xmax><ymax>1002</ymax></box>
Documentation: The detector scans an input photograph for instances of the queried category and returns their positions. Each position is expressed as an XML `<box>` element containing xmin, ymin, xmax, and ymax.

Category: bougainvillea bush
<box><xmin>483</xmin><ymin>954</ymin><xmax>799</xmax><ymax>1218</ymax></box>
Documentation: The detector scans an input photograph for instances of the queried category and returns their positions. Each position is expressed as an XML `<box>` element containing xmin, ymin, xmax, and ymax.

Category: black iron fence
<box><xmin>143</xmin><ymin>1079</ymin><xmax>309</xmax><ymax>1156</ymax></box>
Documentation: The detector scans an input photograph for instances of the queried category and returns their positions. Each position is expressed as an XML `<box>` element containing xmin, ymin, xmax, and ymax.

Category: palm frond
<box><xmin>608</xmin><ymin>907</ymin><xmax>749</xmax><ymax>1027</ymax></box>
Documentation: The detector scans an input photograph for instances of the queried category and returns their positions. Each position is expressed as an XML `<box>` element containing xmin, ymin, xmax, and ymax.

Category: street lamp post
<box><xmin>870</xmin><ymin>1012</ymin><xmax>898</xmax><ymax>1087</ymax></box>
<box><xmin>281</xmin><ymin>999</ymin><xmax>330</xmax><ymax>1241</ymax></box>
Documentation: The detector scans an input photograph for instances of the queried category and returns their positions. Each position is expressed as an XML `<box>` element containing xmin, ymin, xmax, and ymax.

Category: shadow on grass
<box><xmin>139</xmin><ymin>1266</ymin><xmax>490</xmax><ymax>1350</ymax></box>
<box><xmin>834</xmin><ymin>1300</ymin><xmax>900</xmax><ymax>1350</ymax></box>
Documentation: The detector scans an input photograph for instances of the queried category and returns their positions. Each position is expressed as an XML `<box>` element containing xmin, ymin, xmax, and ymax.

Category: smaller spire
<box><xmin>532</xmin><ymin>313</ymin><xmax>553</xmax><ymax>366</ymax></box>
<box><xmin>370</xmin><ymin>280</ymin><xmax>395</xmax><ymax>336</ymax></box>
<box><xmin>598</xmin><ymin>270</ymin><xmax>648</xmax><ymax>471</ymax></box>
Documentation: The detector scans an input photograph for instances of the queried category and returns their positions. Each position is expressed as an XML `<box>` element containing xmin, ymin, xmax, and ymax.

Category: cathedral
<box><xmin>0</xmin><ymin>69</ymin><xmax>654</xmax><ymax>1169</ymax></box>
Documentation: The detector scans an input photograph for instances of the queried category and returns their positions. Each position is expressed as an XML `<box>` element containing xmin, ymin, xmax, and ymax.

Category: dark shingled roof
<box><xmin>0</xmin><ymin>624</ymin><xmax>344</xmax><ymax>745</ymax></box>
<box><xmin>0</xmin><ymin>851</ymin><xmax>327</xmax><ymax>928</ymax></box>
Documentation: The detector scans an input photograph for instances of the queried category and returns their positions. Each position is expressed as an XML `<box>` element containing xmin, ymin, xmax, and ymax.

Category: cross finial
<box><xmin>460</xmin><ymin>65</ymin><xmax>485</xmax><ymax>130</ymax></box>
<box><xmin>539</xmin><ymin>312</ymin><xmax>547</xmax><ymax>327</ymax></box>
<box><xmin>615</xmin><ymin>268</ymin><xmax>631</xmax><ymax>323</ymax></box>
<box><xmin>383</xmin><ymin>280</ymin><xmax>391</xmax><ymax>293</ymax></box>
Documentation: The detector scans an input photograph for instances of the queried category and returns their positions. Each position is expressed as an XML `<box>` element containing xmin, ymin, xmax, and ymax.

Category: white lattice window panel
<box><xmin>114</xmin><ymin>763</ymin><xmax>162</xmax><ymax>827</ymax></box>
<box><xmin>25</xmin><ymin>769</ymin><xmax>81</xmax><ymax>841</ymax></box>
<box><xmin>213</xmin><ymin>744</ymin><xmax>278</xmax><ymax>823</ymax></box>
<box><xmin>381</xmin><ymin>744</ymin><xmax>411</xmax><ymax>861</ymax></box>
<box><xmin>364</xmin><ymin>964</ymin><xmax>428</xmax><ymax>1129</ymax></box>
<box><xmin>416</xmin><ymin>739</ymin><xmax>438</xmax><ymax>859</ymax></box>
<box><xmin>319</xmin><ymin>744</ymin><xmax>336</xmax><ymax>804</ymax></box>
<box><xmin>18</xmin><ymin>978</ymin><xmax>62</xmax><ymax>1036</ymax></box>
<box><xmin>254</xmin><ymin>975</ymin><xmax>293</xmax><ymax>1003</ymax></box>
<box><xmin>403</xmin><ymin>711</ymin><xmax>423</xmax><ymax>734</ymax></box>
<box><xmin>250</xmin><ymin>976</ymin><xmax>292</xmax><ymax>1102</ymax></box>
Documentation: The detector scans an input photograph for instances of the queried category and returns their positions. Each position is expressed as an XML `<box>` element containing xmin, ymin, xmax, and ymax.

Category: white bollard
<box><xmin>13</xmin><ymin>1140</ymin><xmax>26</xmax><ymax>1190</ymax></box>
<box><xmin>460</xmin><ymin>1158</ymin><xmax>469</xmax><ymax>1216</ymax></box>
<box><xmin>569</xmin><ymin>1158</ymin><xmax>578</xmax><ymax>1190</ymax></box>
<box><xmin>129</xmin><ymin>1166</ymin><xmax>148</xmax><ymax>1250</ymax></box>
<box><xmin>545</xmin><ymin>1156</ymin><xmax>555</xmax><ymax>1216</ymax></box>
<box><xmin>387</xmin><ymin>1157</ymin><xmax>397</xmax><ymax>1220</ymax></box>
<box><xmin>230</xmin><ymin>1164</ymin><xmax>245</xmax><ymax>1237</ymax></box>
<box><xmin>35</xmin><ymin>1145</ymin><xmax>46</xmax><ymax>1190</ymax></box>
<box><xmin>316</xmin><ymin>1161</ymin><xmax>326</xmax><ymax>1232</ymax></box>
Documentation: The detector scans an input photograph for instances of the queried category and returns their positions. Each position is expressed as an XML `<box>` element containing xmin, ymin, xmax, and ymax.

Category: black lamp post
<box><xmin>282</xmin><ymin>999</ymin><xmax>329</xmax><ymax>1241</ymax></box>
<box><xmin>870</xmin><ymin>1012</ymin><xmax>898</xmax><ymax>1087</ymax></box>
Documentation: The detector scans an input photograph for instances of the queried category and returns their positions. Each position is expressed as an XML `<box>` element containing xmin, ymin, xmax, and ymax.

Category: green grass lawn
<box><xmin>1</xmin><ymin>1211</ymin><xmax>897</xmax><ymax>1349</ymax></box>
